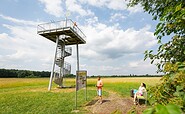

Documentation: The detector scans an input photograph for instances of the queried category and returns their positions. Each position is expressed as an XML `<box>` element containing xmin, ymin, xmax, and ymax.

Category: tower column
<box><xmin>48</xmin><ymin>36</ymin><xmax>59</xmax><ymax>91</ymax></box>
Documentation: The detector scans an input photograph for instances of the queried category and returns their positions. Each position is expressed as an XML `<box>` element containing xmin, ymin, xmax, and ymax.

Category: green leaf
<box><xmin>166</xmin><ymin>104</ymin><xmax>182</xmax><ymax>114</ymax></box>
<box><xmin>173</xmin><ymin>92</ymin><xmax>180</xmax><ymax>97</ymax></box>
<box><xmin>143</xmin><ymin>108</ymin><xmax>154</xmax><ymax>114</ymax></box>
<box><xmin>153</xmin><ymin>15</ymin><xmax>157</xmax><ymax>20</ymax></box>
<box><xmin>149</xmin><ymin>50</ymin><xmax>153</xmax><ymax>53</ymax></box>
<box><xmin>175</xmin><ymin>4</ymin><xmax>181</xmax><ymax>12</ymax></box>
<box><xmin>156</xmin><ymin>105</ymin><xmax>169</xmax><ymax>114</ymax></box>
<box><xmin>151</xmin><ymin>60</ymin><xmax>154</xmax><ymax>64</ymax></box>
<box><xmin>144</xmin><ymin>50</ymin><xmax>148</xmax><ymax>54</ymax></box>
<box><xmin>176</xmin><ymin>86</ymin><xmax>183</xmax><ymax>91</ymax></box>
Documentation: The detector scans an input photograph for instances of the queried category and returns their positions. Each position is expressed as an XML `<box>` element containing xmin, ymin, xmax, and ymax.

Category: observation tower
<box><xmin>37</xmin><ymin>19</ymin><xmax>86</xmax><ymax>91</ymax></box>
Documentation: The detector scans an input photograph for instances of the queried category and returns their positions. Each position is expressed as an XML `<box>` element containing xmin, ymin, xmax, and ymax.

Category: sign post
<box><xmin>75</xmin><ymin>70</ymin><xmax>87</xmax><ymax>109</ymax></box>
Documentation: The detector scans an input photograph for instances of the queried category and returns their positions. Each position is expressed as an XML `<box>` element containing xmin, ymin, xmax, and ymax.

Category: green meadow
<box><xmin>0</xmin><ymin>77</ymin><xmax>160</xmax><ymax>114</ymax></box>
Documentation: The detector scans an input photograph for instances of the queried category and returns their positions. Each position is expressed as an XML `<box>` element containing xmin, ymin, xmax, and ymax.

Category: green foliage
<box><xmin>143</xmin><ymin>104</ymin><xmax>182</xmax><ymax>114</ymax></box>
<box><xmin>17</xmin><ymin>70</ymin><xmax>33</xmax><ymax>78</ymax></box>
<box><xmin>147</xmin><ymin>62</ymin><xmax>185</xmax><ymax>112</ymax></box>
<box><xmin>0</xmin><ymin>69</ymin><xmax>50</xmax><ymax>78</ymax></box>
<box><xmin>0</xmin><ymin>69</ymin><xmax>18</xmax><ymax>78</ymax></box>
<box><xmin>144</xmin><ymin>35</ymin><xmax>185</xmax><ymax>72</ymax></box>
<box><xmin>127</xmin><ymin>106</ymin><xmax>137</xmax><ymax>114</ymax></box>
<box><xmin>65</xmin><ymin>73</ymin><xmax>76</xmax><ymax>78</ymax></box>
<box><xmin>129</xmin><ymin>0</ymin><xmax>185</xmax><ymax>72</ymax></box>
<box><xmin>128</xmin><ymin>0</ymin><xmax>185</xmax><ymax>113</ymax></box>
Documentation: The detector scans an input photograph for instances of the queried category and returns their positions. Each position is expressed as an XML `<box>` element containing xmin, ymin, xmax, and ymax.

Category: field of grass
<box><xmin>0</xmin><ymin>77</ymin><xmax>161</xmax><ymax>114</ymax></box>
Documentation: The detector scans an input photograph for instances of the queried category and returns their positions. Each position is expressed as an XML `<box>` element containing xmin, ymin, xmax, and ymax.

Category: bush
<box><xmin>147</xmin><ymin>62</ymin><xmax>185</xmax><ymax>112</ymax></box>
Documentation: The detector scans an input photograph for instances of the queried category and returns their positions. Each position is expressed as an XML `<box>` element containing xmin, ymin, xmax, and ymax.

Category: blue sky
<box><xmin>0</xmin><ymin>0</ymin><xmax>160</xmax><ymax>75</ymax></box>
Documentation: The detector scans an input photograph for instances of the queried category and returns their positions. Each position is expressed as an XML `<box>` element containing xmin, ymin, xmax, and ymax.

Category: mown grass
<box><xmin>87</xmin><ymin>77</ymin><xmax>161</xmax><ymax>97</ymax></box>
<box><xmin>0</xmin><ymin>78</ymin><xmax>106</xmax><ymax>114</ymax></box>
<box><xmin>0</xmin><ymin>77</ymin><xmax>161</xmax><ymax>114</ymax></box>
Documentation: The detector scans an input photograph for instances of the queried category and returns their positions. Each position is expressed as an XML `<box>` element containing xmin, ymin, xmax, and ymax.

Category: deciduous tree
<box><xmin>128</xmin><ymin>0</ymin><xmax>185</xmax><ymax>112</ymax></box>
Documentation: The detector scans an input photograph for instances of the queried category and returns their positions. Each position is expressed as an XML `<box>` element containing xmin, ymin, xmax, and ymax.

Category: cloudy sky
<box><xmin>0</xmin><ymin>0</ymin><xmax>160</xmax><ymax>76</ymax></box>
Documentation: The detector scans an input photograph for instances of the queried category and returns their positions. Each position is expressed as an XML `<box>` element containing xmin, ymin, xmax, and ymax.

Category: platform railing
<box><xmin>37</xmin><ymin>19</ymin><xmax>86</xmax><ymax>41</ymax></box>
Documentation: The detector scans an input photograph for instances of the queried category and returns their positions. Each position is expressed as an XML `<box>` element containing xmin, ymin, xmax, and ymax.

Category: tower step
<box><xmin>57</xmin><ymin>46</ymin><xmax>72</xmax><ymax>57</ymax></box>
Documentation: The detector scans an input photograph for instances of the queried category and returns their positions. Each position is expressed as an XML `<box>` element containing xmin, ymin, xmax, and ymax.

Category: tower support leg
<box><xmin>75</xmin><ymin>43</ymin><xmax>79</xmax><ymax>109</ymax></box>
<box><xmin>48</xmin><ymin>36</ymin><xmax>59</xmax><ymax>91</ymax></box>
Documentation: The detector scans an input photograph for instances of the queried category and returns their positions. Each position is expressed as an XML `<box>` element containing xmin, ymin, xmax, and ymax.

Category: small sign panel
<box><xmin>76</xmin><ymin>70</ymin><xmax>87</xmax><ymax>91</ymax></box>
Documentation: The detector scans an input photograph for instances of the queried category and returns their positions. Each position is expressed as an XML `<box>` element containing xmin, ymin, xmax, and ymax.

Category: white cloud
<box><xmin>38</xmin><ymin>0</ymin><xmax>63</xmax><ymax>17</ymax></box>
<box><xmin>0</xmin><ymin>22</ymin><xmax>55</xmax><ymax>71</ymax></box>
<box><xmin>79</xmin><ymin>0</ymin><xmax>127</xmax><ymax>10</ymax></box>
<box><xmin>127</xmin><ymin>4</ymin><xmax>143</xmax><ymax>14</ymax></box>
<box><xmin>79</xmin><ymin>0</ymin><xmax>107</xmax><ymax>7</ymax></box>
<box><xmin>80</xmin><ymin>23</ymin><xmax>157</xmax><ymax>60</ymax></box>
<box><xmin>66</xmin><ymin>0</ymin><xmax>94</xmax><ymax>16</ymax></box>
<box><xmin>110</xmin><ymin>13</ymin><xmax>126</xmax><ymax>22</ymax></box>
<box><xmin>107</xmin><ymin>0</ymin><xmax>127</xmax><ymax>10</ymax></box>
<box><xmin>37</xmin><ymin>0</ymin><xmax>141</xmax><ymax>18</ymax></box>
<box><xmin>129</xmin><ymin>61</ymin><xmax>139</xmax><ymax>68</ymax></box>
<box><xmin>85</xmin><ymin>16</ymin><xmax>99</xmax><ymax>25</ymax></box>
<box><xmin>63</xmin><ymin>22</ymin><xmax>158</xmax><ymax>75</ymax></box>
<box><xmin>79</xmin><ymin>0</ymin><xmax>143</xmax><ymax>13</ymax></box>
<box><xmin>0</xmin><ymin>14</ymin><xmax>40</xmax><ymax>26</ymax></box>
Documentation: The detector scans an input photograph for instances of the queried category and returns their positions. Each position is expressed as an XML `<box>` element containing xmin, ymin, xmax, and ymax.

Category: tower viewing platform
<box><xmin>37</xmin><ymin>19</ymin><xmax>86</xmax><ymax>45</ymax></box>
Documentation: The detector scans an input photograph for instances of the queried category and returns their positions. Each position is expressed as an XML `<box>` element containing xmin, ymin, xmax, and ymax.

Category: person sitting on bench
<box><xmin>133</xmin><ymin>83</ymin><xmax>146</xmax><ymax>104</ymax></box>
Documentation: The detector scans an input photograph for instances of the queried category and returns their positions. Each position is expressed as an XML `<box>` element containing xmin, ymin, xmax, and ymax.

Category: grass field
<box><xmin>0</xmin><ymin>77</ymin><xmax>161</xmax><ymax>114</ymax></box>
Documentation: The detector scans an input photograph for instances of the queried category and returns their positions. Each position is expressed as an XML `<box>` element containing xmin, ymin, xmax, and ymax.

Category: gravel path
<box><xmin>85</xmin><ymin>91</ymin><xmax>147</xmax><ymax>114</ymax></box>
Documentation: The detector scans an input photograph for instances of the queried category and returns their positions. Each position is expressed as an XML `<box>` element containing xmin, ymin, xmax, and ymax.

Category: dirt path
<box><xmin>85</xmin><ymin>91</ymin><xmax>147</xmax><ymax>114</ymax></box>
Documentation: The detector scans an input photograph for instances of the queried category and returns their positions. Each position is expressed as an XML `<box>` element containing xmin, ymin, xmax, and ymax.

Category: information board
<box><xmin>76</xmin><ymin>70</ymin><xmax>87</xmax><ymax>91</ymax></box>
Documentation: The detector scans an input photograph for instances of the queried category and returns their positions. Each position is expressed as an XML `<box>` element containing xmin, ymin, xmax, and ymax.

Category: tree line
<box><xmin>0</xmin><ymin>69</ymin><xmax>77</xmax><ymax>78</ymax></box>
<box><xmin>90</xmin><ymin>74</ymin><xmax>162</xmax><ymax>78</ymax></box>
<box><xmin>0</xmin><ymin>68</ymin><xmax>162</xmax><ymax>78</ymax></box>
<box><xmin>0</xmin><ymin>69</ymin><xmax>50</xmax><ymax>78</ymax></box>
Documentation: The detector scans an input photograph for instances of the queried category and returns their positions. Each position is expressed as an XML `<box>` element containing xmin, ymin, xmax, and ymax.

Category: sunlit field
<box><xmin>0</xmin><ymin>77</ymin><xmax>161</xmax><ymax>113</ymax></box>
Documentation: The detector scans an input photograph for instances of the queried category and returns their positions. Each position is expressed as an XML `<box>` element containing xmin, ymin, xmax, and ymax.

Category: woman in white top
<box><xmin>134</xmin><ymin>83</ymin><xmax>146</xmax><ymax>104</ymax></box>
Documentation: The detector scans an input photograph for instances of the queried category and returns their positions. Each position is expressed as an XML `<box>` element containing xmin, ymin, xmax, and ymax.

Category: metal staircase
<box><xmin>53</xmin><ymin>42</ymin><xmax>72</xmax><ymax>87</ymax></box>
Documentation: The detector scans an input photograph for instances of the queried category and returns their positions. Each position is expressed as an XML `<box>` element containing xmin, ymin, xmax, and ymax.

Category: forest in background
<box><xmin>0</xmin><ymin>69</ymin><xmax>50</xmax><ymax>78</ymax></box>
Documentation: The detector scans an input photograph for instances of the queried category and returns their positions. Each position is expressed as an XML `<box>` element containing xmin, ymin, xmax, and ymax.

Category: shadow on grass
<box><xmin>56</xmin><ymin>85</ymin><xmax>75</xmax><ymax>89</ymax></box>
<box><xmin>102</xmin><ymin>99</ymin><xmax>110</xmax><ymax>103</ymax></box>
<box><xmin>85</xmin><ymin>99</ymin><xmax>111</xmax><ymax>106</ymax></box>
<box><xmin>86</xmin><ymin>99</ymin><xmax>98</xmax><ymax>106</ymax></box>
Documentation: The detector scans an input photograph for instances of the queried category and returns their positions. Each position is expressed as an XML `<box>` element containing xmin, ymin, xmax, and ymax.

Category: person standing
<box><xmin>96</xmin><ymin>76</ymin><xmax>103</xmax><ymax>104</ymax></box>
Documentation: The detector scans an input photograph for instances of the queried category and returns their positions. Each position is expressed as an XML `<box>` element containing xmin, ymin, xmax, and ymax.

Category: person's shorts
<box><xmin>133</xmin><ymin>89</ymin><xmax>138</xmax><ymax>94</ymax></box>
<box><xmin>97</xmin><ymin>89</ymin><xmax>102</xmax><ymax>96</ymax></box>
